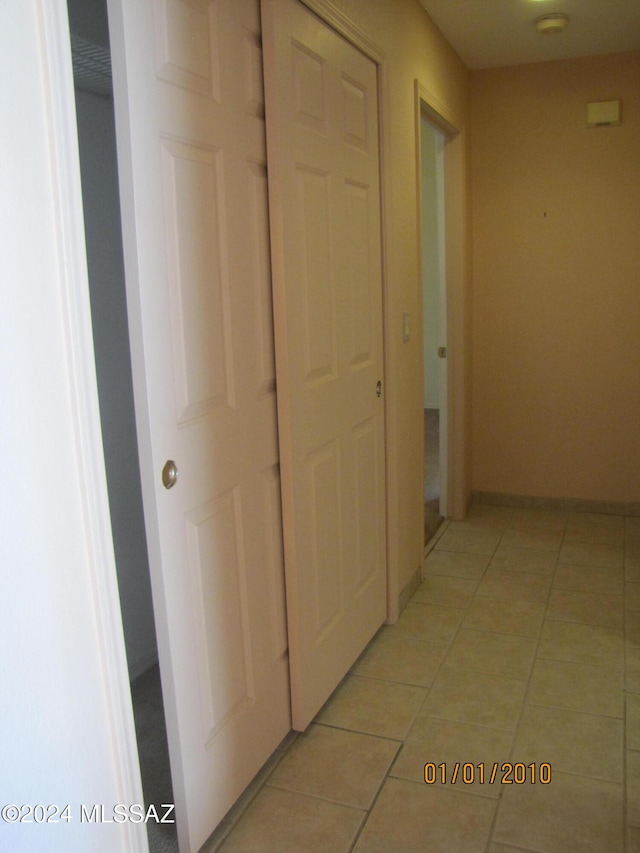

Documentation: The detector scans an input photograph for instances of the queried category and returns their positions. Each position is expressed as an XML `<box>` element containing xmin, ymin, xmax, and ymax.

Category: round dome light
<box><xmin>535</xmin><ymin>13</ymin><xmax>569</xmax><ymax>34</ymax></box>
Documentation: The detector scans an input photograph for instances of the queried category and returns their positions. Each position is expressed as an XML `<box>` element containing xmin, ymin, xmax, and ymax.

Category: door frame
<box><xmin>296</xmin><ymin>0</ymin><xmax>396</xmax><ymax>621</ymax></box>
<box><xmin>420</xmin><ymin>115</ymin><xmax>448</xmax><ymax>519</ymax></box>
<box><xmin>415</xmin><ymin>79</ymin><xmax>468</xmax><ymax>522</ymax></box>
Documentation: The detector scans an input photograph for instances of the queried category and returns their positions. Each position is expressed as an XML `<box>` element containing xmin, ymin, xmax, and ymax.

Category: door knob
<box><xmin>376</xmin><ymin>380</ymin><xmax>382</xmax><ymax>398</ymax></box>
<box><xmin>162</xmin><ymin>459</ymin><xmax>178</xmax><ymax>489</ymax></box>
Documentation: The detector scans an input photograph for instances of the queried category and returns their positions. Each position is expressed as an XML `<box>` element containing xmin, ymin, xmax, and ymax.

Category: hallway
<box><xmin>199</xmin><ymin>501</ymin><xmax>639</xmax><ymax>852</ymax></box>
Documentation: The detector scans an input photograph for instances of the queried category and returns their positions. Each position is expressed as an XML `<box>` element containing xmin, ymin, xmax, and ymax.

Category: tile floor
<box><xmin>207</xmin><ymin>503</ymin><xmax>640</xmax><ymax>853</ymax></box>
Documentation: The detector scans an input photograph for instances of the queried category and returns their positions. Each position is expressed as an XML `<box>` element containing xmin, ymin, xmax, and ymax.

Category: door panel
<box><xmin>262</xmin><ymin>0</ymin><xmax>387</xmax><ymax>731</ymax></box>
<box><xmin>108</xmin><ymin>1</ymin><xmax>290</xmax><ymax>850</ymax></box>
<box><xmin>162</xmin><ymin>139</ymin><xmax>233</xmax><ymax>417</ymax></box>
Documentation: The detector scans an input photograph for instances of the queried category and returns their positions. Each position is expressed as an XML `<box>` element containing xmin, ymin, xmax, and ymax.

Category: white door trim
<box><xmin>40</xmin><ymin>2</ymin><xmax>148</xmax><ymax>849</ymax></box>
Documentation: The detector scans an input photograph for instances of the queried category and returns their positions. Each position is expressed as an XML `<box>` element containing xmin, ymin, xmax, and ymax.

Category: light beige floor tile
<box><xmin>385</xmin><ymin>602</ymin><xmax>464</xmax><ymax>644</ymax></box>
<box><xmin>627</xmin><ymin>694</ymin><xmax>640</xmax><ymax>751</ymax></box>
<box><xmin>315</xmin><ymin>675</ymin><xmax>426</xmax><ymax>740</ymax></box>
<box><xmin>500</xmin><ymin>526</ymin><xmax>563</xmax><ymax>551</ymax></box>
<box><xmin>627</xmin><ymin>582</ymin><xmax>640</xmax><ymax>611</ymax></box>
<box><xmin>218</xmin><ymin>787</ymin><xmax>364</xmax><ymax>853</ymax></box>
<box><xmin>627</xmin><ymin>648</ymin><xmax>640</xmax><ymax>692</ymax></box>
<box><xmin>351</xmin><ymin>632</ymin><xmax>447</xmax><ymax>687</ymax></box>
<box><xmin>559</xmin><ymin>541</ymin><xmax>624</xmax><ymax>568</ymax></box>
<box><xmin>627</xmin><ymin>750</ymin><xmax>640</xmax><ymax>825</ymax></box>
<box><xmin>565</xmin><ymin>513</ymin><xmax>625</xmax><ymax>545</ymax></box>
<box><xmin>489</xmin><ymin>544</ymin><xmax>557</xmax><ymax>576</ymax></box>
<box><xmin>546</xmin><ymin>588</ymin><xmax>624</xmax><ymax>628</ymax></box>
<box><xmin>462</xmin><ymin>598</ymin><xmax>545</xmax><ymax>638</ymax></box>
<box><xmin>476</xmin><ymin>569</ymin><xmax>551</xmax><ymax>605</ymax></box>
<box><xmin>527</xmin><ymin>659</ymin><xmax>623</xmax><ymax>718</ymax></box>
<box><xmin>435</xmin><ymin>527</ymin><xmax>502</xmax><ymax>556</ymax></box>
<box><xmin>411</xmin><ymin>575</ymin><xmax>478</xmax><ymax>608</ymax></box>
<box><xmin>493</xmin><ymin>770</ymin><xmax>623</xmax><ymax>852</ymax></box>
<box><xmin>445</xmin><ymin>629</ymin><xmax>536</xmax><ymax>680</ymax></box>
<box><xmin>423</xmin><ymin>549</ymin><xmax>491</xmax><ymax>579</ymax></box>
<box><xmin>537</xmin><ymin>620</ymin><xmax>624</xmax><ymax>668</ymax></box>
<box><xmin>421</xmin><ymin>666</ymin><xmax>527</xmax><ymax>730</ymax></box>
<box><xmin>267</xmin><ymin>724</ymin><xmax>398</xmax><ymax>810</ymax></box>
<box><xmin>391</xmin><ymin>716</ymin><xmax>513</xmax><ymax>797</ymax></box>
<box><xmin>553</xmin><ymin>563</ymin><xmax>624</xmax><ymax>595</ymax></box>
<box><xmin>353</xmin><ymin>778</ymin><xmax>495</xmax><ymax>853</ymax></box>
<box><xmin>513</xmin><ymin>704</ymin><xmax>623</xmax><ymax>781</ymax></box>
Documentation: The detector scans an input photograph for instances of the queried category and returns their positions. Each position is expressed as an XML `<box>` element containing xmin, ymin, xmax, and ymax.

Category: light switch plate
<box><xmin>402</xmin><ymin>312</ymin><xmax>410</xmax><ymax>342</ymax></box>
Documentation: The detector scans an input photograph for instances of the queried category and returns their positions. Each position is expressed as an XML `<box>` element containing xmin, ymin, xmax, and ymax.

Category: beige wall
<box><xmin>330</xmin><ymin>0</ymin><xmax>470</xmax><ymax>596</ymax></box>
<box><xmin>471</xmin><ymin>51</ymin><xmax>640</xmax><ymax>504</ymax></box>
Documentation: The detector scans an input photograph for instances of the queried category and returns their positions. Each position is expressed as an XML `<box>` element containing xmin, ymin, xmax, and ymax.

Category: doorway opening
<box><xmin>67</xmin><ymin>2</ymin><xmax>176</xmax><ymax>851</ymax></box>
<box><xmin>420</xmin><ymin>115</ymin><xmax>447</xmax><ymax>545</ymax></box>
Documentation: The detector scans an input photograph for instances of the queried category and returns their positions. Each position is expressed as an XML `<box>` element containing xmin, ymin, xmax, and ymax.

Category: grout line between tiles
<box><xmin>483</xmin><ymin>510</ymin><xmax>567</xmax><ymax>850</ymax></box>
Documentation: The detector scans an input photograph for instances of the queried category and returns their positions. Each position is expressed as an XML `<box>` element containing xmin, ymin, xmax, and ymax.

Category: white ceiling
<box><xmin>418</xmin><ymin>0</ymin><xmax>640</xmax><ymax>70</ymax></box>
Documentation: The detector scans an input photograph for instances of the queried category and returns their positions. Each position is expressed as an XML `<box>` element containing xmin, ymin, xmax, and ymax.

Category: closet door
<box><xmin>108</xmin><ymin>1</ymin><xmax>290</xmax><ymax>849</ymax></box>
<box><xmin>262</xmin><ymin>0</ymin><xmax>388</xmax><ymax>731</ymax></box>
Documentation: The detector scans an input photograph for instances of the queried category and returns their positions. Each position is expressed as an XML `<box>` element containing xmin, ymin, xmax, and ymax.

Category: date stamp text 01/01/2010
<box><xmin>424</xmin><ymin>762</ymin><xmax>552</xmax><ymax>785</ymax></box>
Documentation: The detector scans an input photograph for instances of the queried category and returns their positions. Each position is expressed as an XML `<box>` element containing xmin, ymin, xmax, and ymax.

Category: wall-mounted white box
<box><xmin>587</xmin><ymin>100</ymin><xmax>622</xmax><ymax>127</ymax></box>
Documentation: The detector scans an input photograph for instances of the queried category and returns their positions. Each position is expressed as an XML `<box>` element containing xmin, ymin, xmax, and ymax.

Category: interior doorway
<box><xmin>67</xmin><ymin>2</ymin><xmax>176</xmax><ymax>851</ymax></box>
<box><xmin>420</xmin><ymin>115</ymin><xmax>447</xmax><ymax>545</ymax></box>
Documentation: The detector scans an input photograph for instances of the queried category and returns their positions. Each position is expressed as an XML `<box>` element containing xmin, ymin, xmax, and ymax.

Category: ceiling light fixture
<box><xmin>535</xmin><ymin>13</ymin><xmax>569</xmax><ymax>34</ymax></box>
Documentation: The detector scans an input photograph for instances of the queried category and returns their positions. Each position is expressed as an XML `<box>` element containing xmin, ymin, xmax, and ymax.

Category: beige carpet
<box><xmin>131</xmin><ymin>665</ymin><xmax>178</xmax><ymax>853</ymax></box>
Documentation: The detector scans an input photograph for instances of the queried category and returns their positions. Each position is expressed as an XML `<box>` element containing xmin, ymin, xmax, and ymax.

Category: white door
<box><xmin>107</xmin><ymin>1</ymin><xmax>290</xmax><ymax>850</ymax></box>
<box><xmin>262</xmin><ymin>0</ymin><xmax>387</xmax><ymax>731</ymax></box>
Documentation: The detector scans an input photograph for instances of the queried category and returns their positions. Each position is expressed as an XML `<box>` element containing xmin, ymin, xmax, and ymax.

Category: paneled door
<box><xmin>262</xmin><ymin>0</ymin><xmax>387</xmax><ymax>731</ymax></box>
<box><xmin>107</xmin><ymin>1</ymin><xmax>290</xmax><ymax>850</ymax></box>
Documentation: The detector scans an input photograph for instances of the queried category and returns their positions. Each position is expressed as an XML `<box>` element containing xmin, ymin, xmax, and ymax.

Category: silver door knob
<box><xmin>162</xmin><ymin>460</ymin><xmax>178</xmax><ymax>489</ymax></box>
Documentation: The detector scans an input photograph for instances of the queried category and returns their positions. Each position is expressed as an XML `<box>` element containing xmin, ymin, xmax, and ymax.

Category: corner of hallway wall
<box><xmin>470</xmin><ymin>50</ymin><xmax>640</xmax><ymax>503</ymax></box>
<box><xmin>328</xmin><ymin>0</ymin><xmax>471</xmax><ymax>599</ymax></box>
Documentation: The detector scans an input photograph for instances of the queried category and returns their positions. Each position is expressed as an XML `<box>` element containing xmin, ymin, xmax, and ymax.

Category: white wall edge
<box><xmin>37</xmin><ymin>2</ymin><xmax>148</xmax><ymax>850</ymax></box>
